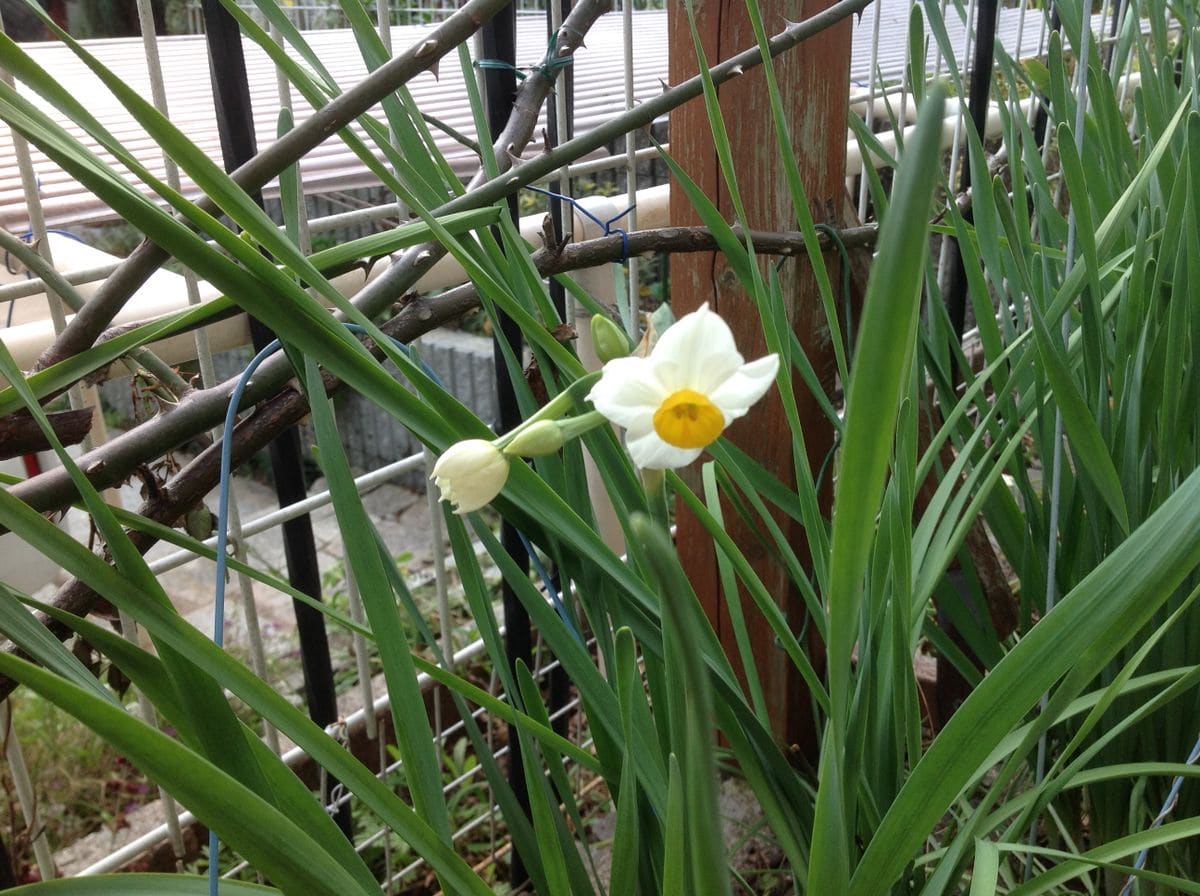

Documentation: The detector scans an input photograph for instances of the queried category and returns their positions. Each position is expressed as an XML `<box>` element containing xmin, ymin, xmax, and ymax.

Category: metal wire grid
<box><xmin>0</xmin><ymin>0</ymin><xmax>1151</xmax><ymax>887</ymax></box>
<box><xmin>214</xmin><ymin>642</ymin><xmax>598</xmax><ymax>892</ymax></box>
<box><xmin>848</xmin><ymin>0</ymin><xmax>1140</xmax><ymax>336</ymax></box>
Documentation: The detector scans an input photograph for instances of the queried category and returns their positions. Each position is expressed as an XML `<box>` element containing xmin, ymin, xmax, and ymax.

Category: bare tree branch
<box><xmin>0</xmin><ymin>0</ymin><xmax>877</xmax><ymax>694</ymax></box>
<box><xmin>0</xmin><ymin>218</ymin><xmax>879</xmax><ymax>697</ymax></box>
<box><xmin>0</xmin><ymin>408</ymin><xmax>93</xmax><ymax>459</ymax></box>
<box><xmin>31</xmin><ymin>0</ymin><xmax>870</xmax><ymax>372</ymax></box>
<box><xmin>32</xmin><ymin>0</ymin><xmax>516</xmax><ymax>371</ymax></box>
<box><xmin>347</xmin><ymin>0</ymin><xmax>874</xmax><ymax>326</ymax></box>
<box><xmin>3</xmin><ymin>220</ymin><xmax>876</xmax><ymax>529</ymax></box>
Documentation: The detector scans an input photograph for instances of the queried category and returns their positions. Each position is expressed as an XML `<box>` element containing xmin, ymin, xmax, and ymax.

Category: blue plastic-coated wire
<box><xmin>1119</xmin><ymin>732</ymin><xmax>1200</xmax><ymax>895</ymax></box>
<box><xmin>517</xmin><ymin>530</ymin><xmax>583</xmax><ymax>645</ymax></box>
<box><xmin>208</xmin><ymin>324</ymin><xmax>575</xmax><ymax>892</ymax></box>
<box><xmin>214</xmin><ymin>325</ymin><xmax>431</xmax><ymax>644</ymax></box>
<box><xmin>526</xmin><ymin>185</ymin><xmax>635</xmax><ymax>265</ymax></box>
<box><xmin>214</xmin><ymin>340</ymin><xmax>283</xmax><ymax>649</ymax></box>
<box><xmin>210</xmin><ymin>337</ymin><xmax>282</xmax><ymax>895</ymax></box>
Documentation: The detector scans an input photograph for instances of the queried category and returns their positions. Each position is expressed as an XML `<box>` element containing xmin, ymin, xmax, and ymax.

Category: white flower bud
<box><xmin>430</xmin><ymin>439</ymin><xmax>510</xmax><ymax>514</ymax></box>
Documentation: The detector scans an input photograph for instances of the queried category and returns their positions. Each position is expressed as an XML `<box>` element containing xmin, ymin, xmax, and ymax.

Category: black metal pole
<box><xmin>936</xmin><ymin>0</ymin><xmax>1000</xmax><ymax>726</ymax></box>
<box><xmin>480</xmin><ymin>3</ymin><xmax>534</xmax><ymax>889</ymax></box>
<box><xmin>199</xmin><ymin>0</ymin><xmax>350</xmax><ymax>838</ymax></box>
<box><xmin>1101</xmin><ymin>0</ymin><xmax>1126</xmax><ymax>76</ymax></box>
<box><xmin>545</xmin><ymin>0</ymin><xmax>575</xmax><ymax>746</ymax></box>
<box><xmin>944</xmin><ymin>0</ymin><xmax>999</xmax><ymax>344</ymax></box>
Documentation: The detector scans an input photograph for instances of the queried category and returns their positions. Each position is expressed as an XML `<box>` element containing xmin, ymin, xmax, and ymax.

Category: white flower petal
<box><xmin>708</xmin><ymin>353</ymin><xmax>781</xmax><ymax>420</ymax></box>
<box><xmin>586</xmin><ymin>356</ymin><xmax>666</xmax><ymax>427</ymax></box>
<box><xmin>651</xmin><ymin>303</ymin><xmax>742</xmax><ymax>390</ymax></box>
<box><xmin>691</xmin><ymin>347</ymin><xmax>746</xmax><ymax>395</ymax></box>
<box><xmin>588</xmin><ymin>304</ymin><xmax>780</xmax><ymax>471</ymax></box>
<box><xmin>430</xmin><ymin>439</ymin><xmax>509</xmax><ymax>513</ymax></box>
<box><xmin>648</xmin><ymin>356</ymin><xmax>686</xmax><ymax>392</ymax></box>
<box><xmin>624</xmin><ymin>416</ymin><xmax>703</xmax><ymax>469</ymax></box>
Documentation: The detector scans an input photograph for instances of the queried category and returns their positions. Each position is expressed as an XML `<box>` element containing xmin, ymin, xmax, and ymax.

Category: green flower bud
<box><xmin>590</xmin><ymin>314</ymin><xmax>632</xmax><ymax>363</ymax></box>
<box><xmin>502</xmin><ymin>420</ymin><xmax>565</xmax><ymax>458</ymax></box>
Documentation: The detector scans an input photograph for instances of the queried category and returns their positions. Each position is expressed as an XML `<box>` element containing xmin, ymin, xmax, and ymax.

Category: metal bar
<box><xmin>479</xmin><ymin>3</ymin><xmax>534</xmax><ymax>886</ymax></box>
<box><xmin>944</xmin><ymin>0</ymin><xmax>999</xmax><ymax>343</ymax></box>
<box><xmin>149</xmin><ymin>453</ymin><xmax>427</xmax><ymax>574</ymax></box>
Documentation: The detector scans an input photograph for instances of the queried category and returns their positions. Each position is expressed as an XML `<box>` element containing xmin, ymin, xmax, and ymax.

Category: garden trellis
<box><xmin>0</xmin><ymin>0</ymin><xmax>1194</xmax><ymax>892</ymax></box>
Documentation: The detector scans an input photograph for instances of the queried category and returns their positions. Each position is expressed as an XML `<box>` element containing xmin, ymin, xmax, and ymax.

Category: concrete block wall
<box><xmin>100</xmin><ymin>327</ymin><xmax>497</xmax><ymax>491</ymax></box>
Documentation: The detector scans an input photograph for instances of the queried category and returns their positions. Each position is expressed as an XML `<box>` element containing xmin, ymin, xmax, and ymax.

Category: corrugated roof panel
<box><xmin>0</xmin><ymin>5</ymin><xmax>1070</xmax><ymax>231</ymax></box>
<box><xmin>0</xmin><ymin>12</ymin><xmax>669</xmax><ymax>230</ymax></box>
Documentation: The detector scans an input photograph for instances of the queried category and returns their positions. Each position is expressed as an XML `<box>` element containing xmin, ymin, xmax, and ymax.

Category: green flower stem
<box><xmin>642</xmin><ymin>467</ymin><xmax>669</xmax><ymax>529</ymax></box>
<box><xmin>555</xmin><ymin>410</ymin><xmax>606</xmax><ymax>441</ymax></box>
<box><xmin>494</xmin><ymin>370</ymin><xmax>601</xmax><ymax>450</ymax></box>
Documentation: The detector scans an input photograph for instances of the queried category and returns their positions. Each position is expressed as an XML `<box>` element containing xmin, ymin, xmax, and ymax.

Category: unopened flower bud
<box><xmin>502</xmin><ymin>420</ymin><xmax>565</xmax><ymax>457</ymax></box>
<box><xmin>590</xmin><ymin>314</ymin><xmax>632</xmax><ymax>363</ymax></box>
<box><xmin>430</xmin><ymin>439</ymin><xmax>509</xmax><ymax>514</ymax></box>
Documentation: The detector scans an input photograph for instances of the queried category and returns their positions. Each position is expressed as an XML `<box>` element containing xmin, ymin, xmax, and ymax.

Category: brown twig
<box><xmin>0</xmin><ymin>408</ymin><xmax>93</xmax><ymax>460</ymax></box>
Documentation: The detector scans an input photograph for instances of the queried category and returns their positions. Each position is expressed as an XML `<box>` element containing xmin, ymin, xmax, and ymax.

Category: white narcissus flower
<box><xmin>430</xmin><ymin>439</ymin><xmax>510</xmax><ymax>514</ymax></box>
<box><xmin>586</xmin><ymin>303</ymin><xmax>780</xmax><ymax>469</ymax></box>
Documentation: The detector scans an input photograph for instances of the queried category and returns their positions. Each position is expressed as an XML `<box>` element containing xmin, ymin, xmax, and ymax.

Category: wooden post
<box><xmin>668</xmin><ymin>0</ymin><xmax>851</xmax><ymax>752</ymax></box>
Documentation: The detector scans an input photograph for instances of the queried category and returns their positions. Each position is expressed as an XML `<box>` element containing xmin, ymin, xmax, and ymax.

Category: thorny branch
<box><xmin>0</xmin><ymin>0</ymin><xmax>875</xmax><ymax>691</ymax></box>
<box><xmin>0</xmin><ymin>219</ymin><xmax>876</xmax><ymax>698</ymax></box>
<box><xmin>32</xmin><ymin>0</ymin><xmax>515</xmax><ymax>371</ymax></box>
<box><xmin>5</xmin><ymin>0</ymin><xmax>871</xmax><ymax>526</ymax></box>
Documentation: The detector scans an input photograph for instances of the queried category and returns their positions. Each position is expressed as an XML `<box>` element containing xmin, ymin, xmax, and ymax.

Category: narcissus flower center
<box><xmin>652</xmin><ymin>389</ymin><xmax>725</xmax><ymax>449</ymax></box>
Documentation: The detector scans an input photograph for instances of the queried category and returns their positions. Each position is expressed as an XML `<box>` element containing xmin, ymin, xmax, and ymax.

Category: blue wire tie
<box><xmin>526</xmin><ymin>185</ymin><xmax>635</xmax><ymax>265</ymax></box>
<box><xmin>474</xmin><ymin>58</ymin><xmax>527</xmax><ymax>80</ymax></box>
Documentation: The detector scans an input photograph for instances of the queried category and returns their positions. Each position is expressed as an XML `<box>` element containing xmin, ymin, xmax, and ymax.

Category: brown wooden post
<box><xmin>668</xmin><ymin>0</ymin><xmax>851</xmax><ymax>752</ymax></box>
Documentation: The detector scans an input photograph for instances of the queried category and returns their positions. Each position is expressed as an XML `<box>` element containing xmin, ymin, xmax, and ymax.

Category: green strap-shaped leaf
<box><xmin>810</xmin><ymin>82</ymin><xmax>948</xmax><ymax>896</ymax></box>
<box><xmin>0</xmin><ymin>652</ymin><xmax>376</xmax><ymax>896</ymax></box>
<box><xmin>303</xmin><ymin>359</ymin><xmax>454</xmax><ymax>846</ymax></box>
<box><xmin>1028</xmin><ymin>298</ymin><xmax>1131</xmax><ymax>534</ymax></box>
<box><xmin>0</xmin><ymin>583</ymin><xmax>115</xmax><ymax>704</ymax></box>
<box><xmin>7</xmin><ymin>875</ymin><xmax>280</xmax><ymax>894</ymax></box>
<box><xmin>632</xmin><ymin>514</ymin><xmax>731</xmax><ymax>896</ymax></box>
<box><xmin>850</xmin><ymin>463</ymin><xmax>1200</xmax><ymax>894</ymax></box>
